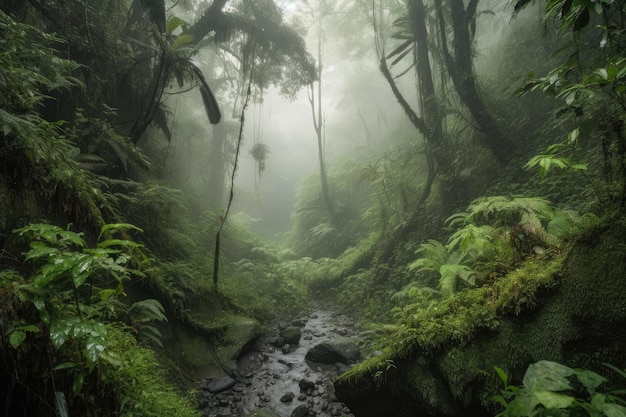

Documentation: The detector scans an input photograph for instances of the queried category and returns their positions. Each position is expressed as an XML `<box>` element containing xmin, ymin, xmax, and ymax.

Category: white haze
<box><xmin>166</xmin><ymin>0</ymin><xmax>543</xmax><ymax>238</ymax></box>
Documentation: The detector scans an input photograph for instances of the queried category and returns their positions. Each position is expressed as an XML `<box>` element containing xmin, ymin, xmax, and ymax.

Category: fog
<box><xmin>162</xmin><ymin>0</ymin><xmax>544</xmax><ymax>238</ymax></box>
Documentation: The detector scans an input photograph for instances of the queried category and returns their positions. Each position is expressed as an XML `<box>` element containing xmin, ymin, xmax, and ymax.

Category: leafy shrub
<box><xmin>494</xmin><ymin>360</ymin><xmax>626</xmax><ymax>417</ymax></box>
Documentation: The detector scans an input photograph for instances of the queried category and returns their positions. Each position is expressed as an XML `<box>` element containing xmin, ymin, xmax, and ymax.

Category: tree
<box><xmin>307</xmin><ymin>4</ymin><xmax>335</xmax><ymax>222</ymax></box>
<box><xmin>435</xmin><ymin>0</ymin><xmax>514</xmax><ymax>163</ymax></box>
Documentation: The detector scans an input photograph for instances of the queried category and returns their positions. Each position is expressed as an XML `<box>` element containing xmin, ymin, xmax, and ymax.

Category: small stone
<box><xmin>297</xmin><ymin>393</ymin><xmax>307</xmax><ymax>401</ymax></box>
<box><xmin>206</xmin><ymin>376</ymin><xmax>237</xmax><ymax>393</ymax></box>
<box><xmin>282</xmin><ymin>344</ymin><xmax>291</xmax><ymax>354</ymax></box>
<box><xmin>281</xmin><ymin>392</ymin><xmax>295</xmax><ymax>403</ymax></box>
<box><xmin>299</xmin><ymin>379</ymin><xmax>315</xmax><ymax>392</ymax></box>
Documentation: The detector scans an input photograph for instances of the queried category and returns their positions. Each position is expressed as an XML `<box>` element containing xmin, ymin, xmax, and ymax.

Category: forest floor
<box><xmin>198</xmin><ymin>304</ymin><xmax>364</xmax><ymax>417</ymax></box>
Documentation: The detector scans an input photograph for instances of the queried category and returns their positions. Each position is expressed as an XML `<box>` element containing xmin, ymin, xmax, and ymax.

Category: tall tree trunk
<box><xmin>437</xmin><ymin>0</ymin><xmax>514</xmax><ymax>163</ymax></box>
<box><xmin>409</xmin><ymin>0</ymin><xmax>442</xmax><ymax>145</ymax></box>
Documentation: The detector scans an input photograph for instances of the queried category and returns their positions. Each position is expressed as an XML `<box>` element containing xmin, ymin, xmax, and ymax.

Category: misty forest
<box><xmin>2</xmin><ymin>0</ymin><xmax>626</xmax><ymax>416</ymax></box>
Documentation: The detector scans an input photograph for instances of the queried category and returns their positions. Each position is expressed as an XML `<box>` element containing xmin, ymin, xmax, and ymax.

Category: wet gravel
<box><xmin>199</xmin><ymin>306</ymin><xmax>359</xmax><ymax>417</ymax></box>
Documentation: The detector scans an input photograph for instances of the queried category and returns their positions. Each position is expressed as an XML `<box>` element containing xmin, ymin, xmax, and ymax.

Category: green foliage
<box><xmin>0</xmin><ymin>222</ymin><xmax>178</xmax><ymax>416</ymax></box>
<box><xmin>105</xmin><ymin>326</ymin><xmax>201</xmax><ymax>417</ymax></box>
<box><xmin>494</xmin><ymin>360</ymin><xmax>626</xmax><ymax>417</ymax></box>
<box><xmin>0</xmin><ymin>10</ymin><xmax>118</xmax><ymax>229</ymax></box>
<box><xmin>525</xmin><ymin>129</ymin><xmax>588</xmax><ymax>180</ymax></box>
<box><xmin>290</xmin><ymin>158</ymin><xmax>374</xmax><ymax>258</ymax></box>
<box><xmin>515</xmin><ymin>0</ymin><xmax>626</xmax><ymax>208</ymax></box>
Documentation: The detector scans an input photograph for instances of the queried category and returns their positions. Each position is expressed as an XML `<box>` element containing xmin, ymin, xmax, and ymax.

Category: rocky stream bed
<box><xmin>198</xmin><ymin>306</ymin><xmax>365</xmax><ymax>417</ymax></box>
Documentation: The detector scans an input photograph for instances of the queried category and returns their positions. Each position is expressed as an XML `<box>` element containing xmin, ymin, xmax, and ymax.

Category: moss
<box><xmin>340</xmin><ymin>247</ymin><xmax>569</xmax><ymax>394</ymax></box>
<box><xmin>491</xmin><ymin>250</ymin><xmax>566</xmax><ymax>314</ymax></box>
<box><xmin>106</xmin><ymin>325</ymin><xmax>201</xmax><ymax>417</ymax></box>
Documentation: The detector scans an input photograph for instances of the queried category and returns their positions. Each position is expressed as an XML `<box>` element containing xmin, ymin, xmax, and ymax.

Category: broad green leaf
<box><xmin>602</xmin><ymin>403</ymin><xmax>626</xmax><ymax>417</ymax></box>
<box><xmin>72</xmin><ymin>371</ymin><xmax>84</xmax><ymax>396</ymax></box>
<box><xmin>33</xmin><ymin>298</ymin><xmax>50</xmax><ymax>325</ymax></box>
<box><xmin>25</xmin><ymin>243</ymin><xmax>58</xmax><ymax>260</ymax></box>
<box><xmin>166</xmin><ymin>16</ymin><xmax>185</xmax><ymax>35</ymax></box>
<box><xmin>568</xmin><ymin>128</ymin><xmax>580</xmax><ymax>144</ymax></box>
<box><xmin>523</xmin><ymin>360</ymin><xmax>574</xmax><ymax>392</ymax></box>
<box><xmin>172</xmin><ymin>34</ymin><xmax>193</xmax><ymax>51</ymax></box>
<box><xmin>71</xmin><ymin>254</ymin><xmax>92</xmax><ymax>287</ymax></box>
<box><xmin>9</xmin><ymin>330</ymin><xmax>26</xmax><ymax>349</ymax></box>
<box><xmin>575</xmin><ymin>368</ymin><xmax>607</xmax><ymax>395</ymax></box>
<box><xmin>84</xmin><ymin>335</ymin><xmax>106</xmax><ymax>366</ymax></box>
<box><xmin>504</xmin><ymin>392</ymin><xmax>540</xmax><ymax>416</ymax></box>
<box><xmin>534</xmin><ymin>390</ymin><xmax>575</xmax><ymax>408</ymax></box>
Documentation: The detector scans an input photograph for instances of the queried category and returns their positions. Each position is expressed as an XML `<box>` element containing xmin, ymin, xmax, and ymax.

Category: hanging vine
<box><xmin>212</xmin><ymin>42</ymin><xmax>258</xmax><ymax>290</ymax></box>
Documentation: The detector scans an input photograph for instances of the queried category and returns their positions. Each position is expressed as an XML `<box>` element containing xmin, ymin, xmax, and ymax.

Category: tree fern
<box><xmin>446</xmin><ymin>224</ymin><xmax>495</xmax><ymax>262</ymax></box>
<box><xmin>450</xmin><ymin>196</ymin><xmax>554</xmax><ymax>230</ymax></box>
<box><xmin>408</xmin><ymin>240</ymin><xmax>448</xmax><ymax>273</ymax></box>
<box><xmin>439</xmin><ymin>264</ymin><xmax>476</xmax><ymax>297</ymax></box>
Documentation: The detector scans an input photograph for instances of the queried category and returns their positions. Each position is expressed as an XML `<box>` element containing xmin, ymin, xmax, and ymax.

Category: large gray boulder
<box><xmin>305</xmin><ymin>338</ymin><xmax>361</xmax><ymax>364</ymax></box>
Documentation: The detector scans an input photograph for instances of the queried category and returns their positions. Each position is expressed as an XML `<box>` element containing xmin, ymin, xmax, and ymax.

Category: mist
<box><xmin>4</xmin><ymin>1</ymin><xmax>626</xmax><ymax>416</ymax></box>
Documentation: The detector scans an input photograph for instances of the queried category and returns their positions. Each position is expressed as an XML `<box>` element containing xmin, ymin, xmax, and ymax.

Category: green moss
<box><xmin>106</xmin><ymin>325</ymin><xmax>201</xmax><ymax>417</ymax></box>
<box><xmin>343</xmin><ymin>248</ymin><xmax>569</xmax><ymax>389</ymax></box>
<box><xmin>491</xmin><ymin>250</ymin><xmax>566</xmax><ymax>314</ymax></box>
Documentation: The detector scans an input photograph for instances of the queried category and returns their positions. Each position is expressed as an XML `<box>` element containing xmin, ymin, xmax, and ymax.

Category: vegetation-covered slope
<box><xmin>2</xmin><ymin>0</ymin><xmax>626</xmax><ymax>416</ymax></box>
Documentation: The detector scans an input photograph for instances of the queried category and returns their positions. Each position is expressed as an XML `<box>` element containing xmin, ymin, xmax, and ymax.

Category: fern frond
<box><xmin>408</xmin><ymin>240</ymin><xmax>448</xmax><ymax>273</ymax></box>
<box><xmin>130</xmin><ymin>299</ymin><xmax>167</xmax><ymax>322</ymax></box>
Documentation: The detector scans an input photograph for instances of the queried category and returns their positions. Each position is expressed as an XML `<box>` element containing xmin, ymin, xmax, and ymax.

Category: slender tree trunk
<box><xmin>308</xmin><ymin>20</ymin><xmax>334</xmax><ymax>221</ymax></box>
<box><xmin>208</xmin><ymin>123</ymin><xmax>226</xmax><ymax>208</ymax></box>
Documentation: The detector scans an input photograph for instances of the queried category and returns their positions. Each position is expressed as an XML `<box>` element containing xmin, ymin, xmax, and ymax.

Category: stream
<box><xmin>198</xmin><ymin>305</ymin><xmax>362</xmax><ymax>417</ymax></box>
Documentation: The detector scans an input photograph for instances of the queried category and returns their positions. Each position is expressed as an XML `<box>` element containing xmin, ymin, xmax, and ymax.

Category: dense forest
<box><xmin>1</xmin><ymin>0</ymin><xmax>626</xmax><ymax>416</ymax></box>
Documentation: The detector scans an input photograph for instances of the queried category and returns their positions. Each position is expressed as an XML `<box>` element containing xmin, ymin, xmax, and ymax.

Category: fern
<box><xmin>458</xmin><ymin>196</ymin><xmax>554</xmax><ymax>229</ymax></box>
<box><xmin>446</xmin><ymin>224</ymin><xmax>495</xmax><ymax>261</ymax></box>
<box><xmin>130</xmin><ymin>299</ymin><xmax>167</xmax><ymax>323</ymax></box>
<box><xmin>408</xmin><ymin>240</ymin><xmax>448</xmax><ymax>273</ymax></box>
<box><xmin>439</xmin><ymin>264</ymin><xmax>476</xmax><ymax>297</ymax></box>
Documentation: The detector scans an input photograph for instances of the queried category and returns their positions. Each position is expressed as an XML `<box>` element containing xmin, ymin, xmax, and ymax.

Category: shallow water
<box><xmin>199</xmin><ymin>306</ymin><xmax>359</xmax><ymax>417</ymax></box>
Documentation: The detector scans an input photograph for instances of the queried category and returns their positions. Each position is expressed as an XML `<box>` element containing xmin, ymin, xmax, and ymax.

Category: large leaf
<box><xmin>523</xmin><ymin>360</ymin><xmax>574</xmax><ymax>392</ymax></box>
<box><xmin>533</xmin><ymin>390</ymin><xmax>575</xmax><ymax>409</ymax></box>
<box><xmin>574</xmin><ymin>368</ymin><xmax>607</xmax><ymax>395</ymax></box>
<box><xmin>189</xmin><ymin>63</ymin><xmax>221</xmax><ymax>124</ymax></box>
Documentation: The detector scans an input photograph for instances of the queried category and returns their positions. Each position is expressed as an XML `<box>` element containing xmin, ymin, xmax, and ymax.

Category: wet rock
<box><xmin>281</xmin><ymin>344</ymin><xmax>291</xmax><ymax>354</ymax></box>
<box><xmin>292</xmin><ymin>319</ymin><xmax>307</xmax><ymax>327</ymax></box>
<box><xmin>222</xmin><ymin>319</ymin><xmax>261</xmax><ymax>361</ymax></box>
<box><xmin>206</xmin><ymin>376</ymin><xmax>237</xmax><ymax>393</ymax></box>
<box><xmin>280</xmin><ymin>326</ymin><xmax>302</xmax><ymax>345</ymax></box>
<box><xmin>280</xmin><ymin>392</ymin><xmax>295</xmax><ymax>403</ymax></box>
<box><xmin>305</xmin><ymin>338</ymin><xmax>361</xmax><ymax>364</ymax></box>
<box><xmin>268</xmin><ymin>337</ymin><xmax>284</xmax><ymax>348</ymax></box>
<box><xmin>299</xmin><ymin>378</ymin><xmax>316</xmax><ymax>392</ymax></box>
<box><xmin>291</xmin><ymin>404</ymin><xmax>310</xmax><ymax>417</ymax></box>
